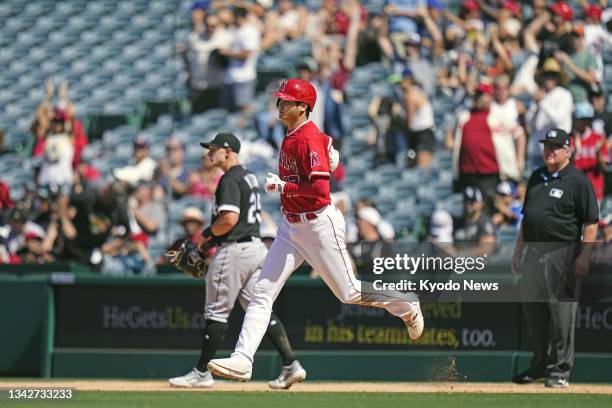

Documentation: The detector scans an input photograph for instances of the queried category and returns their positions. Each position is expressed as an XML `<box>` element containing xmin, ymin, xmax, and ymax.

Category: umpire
<box><xmin>169</xmin><ymin>133</ymin><xmax>306</xmax><ymax>389</ymax></box>
<box><xmin>511</xmin><ymin>128</ymin><xmax>599</xmax><ymax>388</ymax></box>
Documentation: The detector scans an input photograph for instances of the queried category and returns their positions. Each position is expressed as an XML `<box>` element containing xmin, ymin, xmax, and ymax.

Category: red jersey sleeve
<box><xmin>301</xmin><ymin>134</ymin><xmax>330</xmax><ymax>180</ymax></box>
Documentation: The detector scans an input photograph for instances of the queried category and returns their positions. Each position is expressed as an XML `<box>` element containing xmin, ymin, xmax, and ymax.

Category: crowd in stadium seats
<box><xmin>0</xmin><ymin>0</ymin><xmax>611</xmax><ymax>273</ymax></box>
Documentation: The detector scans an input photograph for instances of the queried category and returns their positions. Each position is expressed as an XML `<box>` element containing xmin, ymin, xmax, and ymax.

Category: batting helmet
<box><xmin>272</xmin><ymin>78</ymin><xmax>317</xmax><ymax>110</ymax></box>
<box><xmin>549</xmin><ymin>1</ymin><xmax>573</xmax><ymax>21</ymax></box>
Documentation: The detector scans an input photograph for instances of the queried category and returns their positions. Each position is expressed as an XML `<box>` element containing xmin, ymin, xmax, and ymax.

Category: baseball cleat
<box><xmin>208</xmin><ymin>355</ymin><xmax>252</xmax><ymax>381</ymax></box>
<box><xmin>545</xmin><ymin>376</ymin><xmax>570</xmax><ymax>388</ymax></box>
<box><xmin>512</xmin><ymin>370</ymin><xmax>546</xmax><ymax>384</ymax></box>
<box><xmin>403</xmin><ymin>303</ymin><xmax>424</xmax><ymax>340</ymax></box>
<box><xmin>269</xmin><ymin>360</ymin><xmax>307</xmax><ymax>390</ymax></box>
<box><xmin>168</xmin><ymin>368</ymin><xmax>214</xmax><ymax>388</ymax></box>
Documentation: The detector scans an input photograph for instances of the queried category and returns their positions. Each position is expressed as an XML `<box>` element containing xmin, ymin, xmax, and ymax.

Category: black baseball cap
<box><xmin>200</xmin><ymin>132</ymin><xmax>241</xmax><ymax>153</ymax></box>
<box><xmin>463</xmin><ymin>186</ymin><xmax>483</xmax><ymax>203</ymax></box>
<box><xmin>539</xmin><ymin>128</ymin><xmax>570</xmax><ymax>147</ymax></box>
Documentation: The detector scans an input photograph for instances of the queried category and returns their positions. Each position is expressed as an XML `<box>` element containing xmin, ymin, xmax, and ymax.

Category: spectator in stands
<box><xmin>18</xmin><ymin>229</ymin><xmax>54</xmax><ymax>264</ymax></box>
<box><xmin>571</xmin><ymin>102</ymin><xmax>609</xmax><ymax>205</ymax></box>
<box><xmin>491</xmin><ymin>181</ymin><xmax>522</xmax><ymax>228</ymax></box>
<box><xmin>453</xmin><ymin>186</ymin><xmax>496</xmax><ymax>256</ymax></box>
<box><xmin>555</xmin><ymin>26</ymin><xmax>598</xmax><ymax>104</ymax></box>
<box><xmin>260</xmin><ymin>0</ymin><xmax>308</xmax><ymax>50</ymax></box>
<box><xmin>347</xmin><ymin>200</ymin><xmax>395</xmax><ymax>243</ymax></box>
<box><xmin>100</xmin><ymin>225</ymin><xmax>154</xmax><ymax>276</ymax></box>
<box><xmin>132</xmin><ymin>183</ymin><xmax>166</xmax><ymax>240</ymax></box>
<box><xmin>589</xmin><ymin>83</ymin><xmax>612</xmax><ymax>140</ymax></box>
<box><xmin>0</xmin><ymin>179</ymin><xmax>13</xmax><ymax>214</ymax></box>
<box><xmin>525</xmin><ymin>57</ymin><xmax>573</xmax><ymax>170</ymax></box>
<box><xmin>489</xmin><ymin>74</ymin><xmax>526</xmax><ymax>182</ymax></box>
<box><xmin>180</xmin><ymin>206</ymin><xmax>206</xmax><ymax>243</ymax></box>
<box><xmin>355</xmin><ymin>12</ymin><xmax>394</xmax><ymax>67</ymax></box>
<box><xmin>0</xmin><ymin>207</ymin><xmax>46</xmax><ymax>264</ymax></box>
<box><xmin>156</xmin><ymin>137</ymin><xmax>191</xmax><ymax>199</ymax></box>
<box><xmin>63</xmin><ymin>181</ymin><xmax>131</xmax><ymax>266</ymax></box>
<box><xmin>385</xmin><ymin>0</ymin><xmax>426</xmax><ymax>58</ymax></box>
<box><xmin>399</xmin><ymin>33</ymin><xmax>436</xmax><ymax>97</ymax></box>
<box><xmin>37</xmin><ymin>110</ymin><xmax>74</xmax><ymax>200</ymax></box>
<box><xmin>367</xmin><ymin>95</ymin><xmax>405</xmax><ymax>166</ymax></box>
<box><xmin>161</xmin><ymin>207</ymin><xmax>214</xmax><ymax>266</ymax></box>
<box><xmin>188</xmin><ymin>151</ymin><xmax>222</xmax><ymax>200</ymax></box>
<box><xmin>113</xmin><ymin>136</ymin><xmax>158</xmax><ymax>187</ymax></box>
<box><xmin>220</xmin><ymin>7</ymin><xmax>261</xmax><ymax>114</ymax></box>
<box><xmin>398</xmin><ymin>68</ymin><xmax>435</xmax><ymax>168</ymax></box>
<box><xmin>27</xmin><ymin>79</ymin><xmax>55</xmax><ymax>159</ymax></box>
<box><xmin>427</xmin><ymin>208</ymin><xmax>454</xmax><ymax>242</ymax></box>
<box><xmin>181</xmin><ymin>10</ymin><xmax>233</xmax><ymax>113</ymax></box>
<box><xmin>254</xmin><ymin>91</ymin><xmax>286</xmax><ymax>150</ymax></box>
<box><xmin>450</xmin><ymin>82</ymin><xmax>500</xmax><ymax>210</ymax></box>
<box><xmin>582</xmin><ymin>4</ymin><xmax>608</xmax><ymax>82</ymax></box>
<box><xmin>56</xmin><ymin>81</ymin><xmax>88</xmax><ymax>168</ymax></box>
<box><xmin>296</xmin><ymin>58</ymin><xmax>325</xmax><ymax>130</ymax></box>
<box><xmin>314</xmin><ymin>2</ymin><xmax>359</xmax><ymax>147</ymax></box>
<box><xmin>348</xmin><ymin>205</ymin><xmax>396</xmax><ymax>276</ymax></box>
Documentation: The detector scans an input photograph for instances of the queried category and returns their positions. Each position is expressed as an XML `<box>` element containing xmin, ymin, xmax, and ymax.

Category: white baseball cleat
<box><xmin>268</xmin><ymin>360</ymin><xmax>307</xmax><ymax>390</ymax></box>
<box><xmin>208</xmin><ymin>354</ymin><xmax>252</xmax><ymax>381</ymax></box>
<box><xmin>403</xmin><ymin>303</ymin><xmax>424</xmax><ymax>340</ymax></box>
<box><xmin>168</xmin><ymin>368</ymin><xmax>214</xmax><ymax>388</ymax></box>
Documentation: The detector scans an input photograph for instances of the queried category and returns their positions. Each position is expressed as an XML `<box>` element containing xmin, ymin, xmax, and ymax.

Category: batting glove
<box><xmin>265</xmin><ymin>172</ymin><xmax>285</xmax><ymax>193</ymax></box>
<box><xmin>329</xmin><ymin>147</ymin><xmax>340</xmax><ymax>171</ymax></box>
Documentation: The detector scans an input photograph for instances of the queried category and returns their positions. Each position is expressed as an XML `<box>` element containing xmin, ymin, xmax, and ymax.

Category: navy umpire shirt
<box><xmin>522</xmin><ymin>164</ymin><xmax>599</xmax><ymax>243</ymax></box>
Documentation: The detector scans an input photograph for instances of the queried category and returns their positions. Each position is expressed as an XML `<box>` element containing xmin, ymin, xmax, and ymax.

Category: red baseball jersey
<box><xmin>571</xmin><ymin>130</ymin><xmax>609</xmax><ymax>200</ymax></box>
<box><xmin>278</xmin><ymin>120</ymin><xmax>332</xmax><ymax>213</ymax></box>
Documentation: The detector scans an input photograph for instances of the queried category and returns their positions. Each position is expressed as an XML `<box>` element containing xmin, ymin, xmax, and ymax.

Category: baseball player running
<box><xmin>208</xmin><ymin>79</ymin><xmax>424</xmax><ymax>381</ymax></box>
<box><xmin>168</xmin><ymin>133</ymin><xmax>306</xmax><ymax>389</ymax></box>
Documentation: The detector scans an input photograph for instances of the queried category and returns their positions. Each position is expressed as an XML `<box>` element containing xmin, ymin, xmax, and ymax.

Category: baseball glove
<box><xmin>164</xmin><ymin>239</ymin><xmax>208</xmax><ymax>279</ymax></box>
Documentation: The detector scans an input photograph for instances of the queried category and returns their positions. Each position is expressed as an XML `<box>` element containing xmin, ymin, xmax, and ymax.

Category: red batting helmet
<box><xmin>272</xmin><ymin>78</ymin><xmax>317</xmax><ymax>110</ymax></box>
<box><xmin>549</xmin><ymin>2</ymin><xmax>573</xmax><ymax>21</ymax></box>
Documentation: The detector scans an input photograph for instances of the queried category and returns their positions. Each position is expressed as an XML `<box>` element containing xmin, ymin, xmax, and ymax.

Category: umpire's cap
<box><xmin>539</xmin><ymin>128</ymin><xmax>570</xmax><ymax>147</ymax></box>
<box><xmin>200</xmin><ymin>132</ymin><xmax>241</xmax><ymax>153</ymax></box>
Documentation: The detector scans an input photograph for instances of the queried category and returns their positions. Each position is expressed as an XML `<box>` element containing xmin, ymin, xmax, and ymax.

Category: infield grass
<box><xmin>3</xmin><ymin>391</ymin><xmax>612</xmax><ymax>408</ymax></box>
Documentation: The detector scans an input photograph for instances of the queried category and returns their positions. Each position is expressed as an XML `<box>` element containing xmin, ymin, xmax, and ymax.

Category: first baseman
<box><xmin>208</xmin><ymin>79</ymin><xmax>424</xmax><ymax>381</ymax></box>
<box><xmin>169</xmin><ymin>133</ymin><xmax>306</xmax><ymax>389</ymax></box>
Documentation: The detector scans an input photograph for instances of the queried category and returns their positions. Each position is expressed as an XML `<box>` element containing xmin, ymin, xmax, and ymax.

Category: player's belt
<box><xmin>285</xmin><ymin>212</ymin><xmax>318</xmax><ymax>223</ymax></box>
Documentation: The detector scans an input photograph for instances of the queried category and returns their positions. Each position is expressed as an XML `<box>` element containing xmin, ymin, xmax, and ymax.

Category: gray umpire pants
<box><xmin>519</xmin><ymin>244</ymin><xmax>580</xmax><ymax>379</ymax></box>
<box><xmin>204</xmin><ymin>238</ymin><xmax>267</xmax><ymax>323</ymax></box>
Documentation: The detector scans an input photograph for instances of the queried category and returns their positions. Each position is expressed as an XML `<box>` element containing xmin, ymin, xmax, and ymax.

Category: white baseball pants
<box><xmin>234</xmin><ymin>204</ymin><xmax>418</xmax><ymax>362</ymax></box>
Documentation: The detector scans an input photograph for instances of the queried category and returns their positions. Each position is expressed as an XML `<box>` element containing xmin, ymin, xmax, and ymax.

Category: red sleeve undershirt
<box><xmin>282</xmin><ymin>176</ymin><xmax>329</xmax><ymax>198</ymax></box>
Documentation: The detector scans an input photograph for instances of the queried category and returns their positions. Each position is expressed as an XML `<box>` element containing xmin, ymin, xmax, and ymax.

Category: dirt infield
<box><xmin>2</xmin><ymin>380</ymin><xmax>611</xmax><ymax>394</ymax></box>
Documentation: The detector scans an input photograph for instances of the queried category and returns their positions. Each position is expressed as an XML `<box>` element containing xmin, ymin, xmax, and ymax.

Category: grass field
<box><xmin>2</xmin><ymin>391</ymin><xmax>612</xmax><ymax>408</ymax></box>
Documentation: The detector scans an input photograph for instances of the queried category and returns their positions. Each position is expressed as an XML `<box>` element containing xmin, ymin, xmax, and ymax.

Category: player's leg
<box><xmin>295</xmin><ymin>205</ymin><xmax>423</xmax><ymax>339</ymax></box>
<box><xmin>237</xmin><ymin>243</ymin><xmax>307</xmax><ymax>389</ymax></box>
<box><xmin>169</xmin><ymin>245</ymin><xmax>243</xmax><ymax>387</ymax></box>
<box><xmin>208</xmin><ymin>225</ymin><xmax>304</xmax><ymax>380</ymax></box>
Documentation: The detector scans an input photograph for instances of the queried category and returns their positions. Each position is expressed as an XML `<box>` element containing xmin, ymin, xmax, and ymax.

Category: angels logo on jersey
<box><xmin>310</xmin><ymin>151</ymin><xmax>321</xmax><ymax>167</ymax></box>
<box><xmin>280</xmin><ymin>151</ymin><xmax>299</xmax><ymax>173</ymax></box>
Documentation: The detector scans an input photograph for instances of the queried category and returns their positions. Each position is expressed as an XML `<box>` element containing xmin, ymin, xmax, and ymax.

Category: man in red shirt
<box><xmin>454</xmin><ymin>82</ymin><xmax>500</xmax><ymax>211</ymax></box>
<box><xmin>208</xmin><ymin>79</ymin><xmax>424</xmax><ymax>382</ymax></box>
<box><xmin>571</xmin><ymin>102</ymin><xmax>609</xmax><ymax>203</ymax></box>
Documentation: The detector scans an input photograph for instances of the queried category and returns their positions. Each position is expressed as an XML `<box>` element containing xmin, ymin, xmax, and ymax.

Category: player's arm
<box><xmin>199</xmin><ymin>178</ymin><xmax>241</xmax><ymax>250</ymax></box>
<box><xmin>209</xmin><ymin>211</ymin><xmax>239</xmax><ymax>236</ymax></box>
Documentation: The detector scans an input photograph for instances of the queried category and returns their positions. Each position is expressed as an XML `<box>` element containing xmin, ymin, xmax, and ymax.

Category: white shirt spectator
<box><xmin>113</xmin><ymin>157</ymin><xmax>157</xmax><ymax>186</ymax></box>
<box><xmin>525</xmin><ymin>86</ymin><xmax>573</xmax><ymax>167</ymax></box>
<box><xmin>226</xmin><ymin>23</ymin><xmax>260</xmax><ymax>84</ymax></box>
<box><xmin>38</xmin><ymin>132</ymin><xmax>74</xmax><ymax>189</ymax></box>
<box><xmin>186</xmin><ymin>28</ymin><xmax>234</xmax><ymax>90</ymax></box>
<box><xmin>489</xmin><ymin>99</ymin><xmax>524</xmax><ymax>180</ymax></box>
